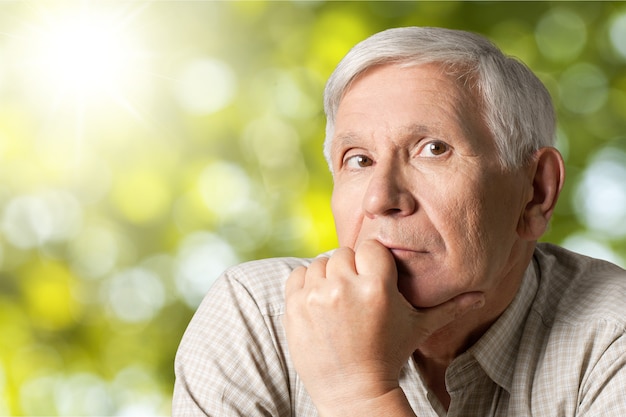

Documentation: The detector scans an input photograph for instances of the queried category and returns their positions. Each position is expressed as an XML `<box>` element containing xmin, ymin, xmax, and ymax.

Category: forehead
<box><xmin>331</xmin><ymin>63</ymin><xmax>488</xmax><ymax>150</ymax></box>
<box><xmin>338</xmin><ymin>62</ymin><xmax>480</xmax><ymax>115</ymax></box>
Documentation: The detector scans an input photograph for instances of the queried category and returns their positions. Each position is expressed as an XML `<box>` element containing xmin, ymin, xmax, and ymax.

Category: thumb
<box><xmin>354</xmin><ymin>239</ymin><xmax>397</xmax><ymax>283</ymax></box>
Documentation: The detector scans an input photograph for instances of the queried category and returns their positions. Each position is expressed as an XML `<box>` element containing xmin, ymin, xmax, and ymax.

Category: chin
<box><xmin>392</xmin><ymin>252</ymin><xmax>471</xmax><ymax>307</ymax></box>
<box><xmin>397</xmin><ymin>273</ymin><xmax>462</xmax><ymax>309</ymax></box>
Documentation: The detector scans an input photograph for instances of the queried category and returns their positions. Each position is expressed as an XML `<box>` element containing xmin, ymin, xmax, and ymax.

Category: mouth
<box><xmin>386</xmin><ymin>246</ymin><xmax>429</xmax><ymax>259</ymax></box>
<box><xmin>374</xmin><ymin>237</ymin><xmax>429</xmax><ymax>254</ymax></box>
<box><xmin>380</xmin><ymin>244</ymin><xmax>434</xmax><ymax>277</ymax></box>
<box><xmin>384</xmin><ymin>246</ymin><xmax>432</xmax><ymax>281</ymax></box>
<box><xmin>365</xmin><ymin>238</ymin><xmax>433</xmax><ymax>276</ymax></box>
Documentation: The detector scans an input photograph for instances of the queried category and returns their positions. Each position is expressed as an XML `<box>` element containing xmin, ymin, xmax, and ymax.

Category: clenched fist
<box><xmin>283</xmin><ymin>239</ymin><xmax>484</xmax><ymax>416</ymax></box>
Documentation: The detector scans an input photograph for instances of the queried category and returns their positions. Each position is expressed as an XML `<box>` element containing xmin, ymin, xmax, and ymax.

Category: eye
<box><xmin>418</xmin><ymin>140</ymin><xmax>450</xmax><ymax>157</ymax></box>
<box><xmin>344</xmin><ymin>154</ymin><xmax>374</xmax><ymax>169</ymax></box>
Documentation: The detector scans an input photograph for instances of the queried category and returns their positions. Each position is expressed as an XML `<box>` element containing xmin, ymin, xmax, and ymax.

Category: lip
<box><xmin>385</xmin><ymin>246</ymin><xmax>427</xmax><ymax>253</ymax></box>
<box><xmin>389</xmin><ymin>247</ymin><xmax>429</xmax><ymax>261</ymax></box>
<box><xmin>377</xmin><ymin>241</ymin><xmax>429</xmax><ymax>258</ymax></box>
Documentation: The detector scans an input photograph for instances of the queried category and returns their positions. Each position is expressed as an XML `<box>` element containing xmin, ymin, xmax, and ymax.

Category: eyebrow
<box><xmin>333</xmin><ymin>123</ymin><xmax>437</xmax><ymax>148</ymax></box>
<box><xmin>401</xmin><ymin>123</ymin><xmax>437</xmax><ymax>137</ymax></box>
<box><xmin>332</xmin><ymin>132</ymin><xmax>361</xmax><ymax>150</ymax></box>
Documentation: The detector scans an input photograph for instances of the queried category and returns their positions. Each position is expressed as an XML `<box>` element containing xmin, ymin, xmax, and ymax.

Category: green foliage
<box><xmin>0</xmin><ymin>1</ymin><xmax>625</xmax><ymax>415</ymax></box>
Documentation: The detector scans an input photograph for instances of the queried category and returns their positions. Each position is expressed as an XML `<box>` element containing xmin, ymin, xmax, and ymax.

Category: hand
<box><xmin>283</xmin><ymin>239</ymin><xmax>484</xmax><ymax>416</ymax></box>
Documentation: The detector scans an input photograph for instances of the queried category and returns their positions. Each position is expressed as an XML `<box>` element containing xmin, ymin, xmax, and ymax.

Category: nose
<box><xmin>362</xmin><ymin>159</ymin><xmax>416</xmax><ymax>218</ymax></box>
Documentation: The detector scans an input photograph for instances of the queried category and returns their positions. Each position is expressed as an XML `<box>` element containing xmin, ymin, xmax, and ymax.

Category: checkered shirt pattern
<box><xmin>173</xmin><ymin>243</ymin><xmax>626</xmax><ymax>416</ymax></box>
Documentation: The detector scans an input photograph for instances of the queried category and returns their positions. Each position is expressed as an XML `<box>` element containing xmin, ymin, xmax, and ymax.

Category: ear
<box><xmin>517</xmin><ymin>147</ymin><xmax>565</xmax><ymax>240</ymax></box>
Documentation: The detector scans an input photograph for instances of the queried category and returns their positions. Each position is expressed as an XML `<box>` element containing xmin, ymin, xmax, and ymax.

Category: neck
<box><xmin>413</xmin><ymin>280</ymin><xmax>519</xmax><ymax>411</ymax></box>
<box><xmin>413</xmin><ymin>243</ymin><xmax>535</xmax><ymax>410</ymax></box>
<box><xmin>417</xmin><ymin>243</ymin><xmax>534</xmax><ymax>364</ymax></box>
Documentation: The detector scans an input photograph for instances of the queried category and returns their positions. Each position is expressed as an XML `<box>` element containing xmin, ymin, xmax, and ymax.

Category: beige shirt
<box><xmin>173</xmin><ymin>243</ymin><xmax>626</xmax><ymax>416</ymax></box>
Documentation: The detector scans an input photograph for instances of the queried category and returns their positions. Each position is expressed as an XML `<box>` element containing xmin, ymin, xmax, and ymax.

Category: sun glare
<box><xmin>41</xmin><ymin>17</ymin><xmax>132</xmax><ymax>96</ymax></box>
<box><xmin>10</xmin><ymin>3</ymin><xmax>153</xmax><ymax>162</ymax></box>
<box><xmin>24</xmin><ymin>4</ymin><xmax>149</xmax><ymax>107</ymax></box>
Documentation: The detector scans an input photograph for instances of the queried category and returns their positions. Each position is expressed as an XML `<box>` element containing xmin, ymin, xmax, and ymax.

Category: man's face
<box><xmin>330</xmin><ymin>63</ymin><xmax>533</xmax><ymax>309</ymax></box>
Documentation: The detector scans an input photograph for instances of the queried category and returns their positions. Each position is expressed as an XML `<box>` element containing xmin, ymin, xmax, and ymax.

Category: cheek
<box><xmin>331</xmin><ymin>184</ymin><xmax>363</xmax><ymax>248</ymax></box>
<box><xmin>444</xmin><ymin>185</ymin><xmax>520</xmax><ymax>275</ymax></box>
<box><xmin>435</xmin><ymin>191</ymin><xmax>490</xmax><ymax>265</ymax></box>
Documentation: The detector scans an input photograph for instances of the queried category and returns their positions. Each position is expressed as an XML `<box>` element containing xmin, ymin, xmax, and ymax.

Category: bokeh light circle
<box><xmin>175</xmin><ymin>58</ymin><xmax>237</xmax><ymax>115</ymax></box>
<box><xmin>535</xmin><ymin>8</ymin><xmax>587</xmax><ymax>62</ymax></box>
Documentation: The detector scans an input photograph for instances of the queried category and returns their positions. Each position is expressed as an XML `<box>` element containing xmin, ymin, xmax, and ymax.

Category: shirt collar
<box><xmin>466</xmin><ymin>258</ymin><xmax>539</xmax><ymax>393</ymax></box>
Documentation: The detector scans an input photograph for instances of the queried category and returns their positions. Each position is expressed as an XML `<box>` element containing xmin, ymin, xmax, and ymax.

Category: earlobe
<box><xmin>517</xmin><ymin>147</ymin><xmax>566</xmax><ymax>240</ymax></box>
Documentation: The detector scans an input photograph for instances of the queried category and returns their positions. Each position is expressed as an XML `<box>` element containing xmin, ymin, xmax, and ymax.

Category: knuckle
<box><xmin>360</xmin><ymin>277</ymin><xmax>388</xmax><ymax>304</ymax></box>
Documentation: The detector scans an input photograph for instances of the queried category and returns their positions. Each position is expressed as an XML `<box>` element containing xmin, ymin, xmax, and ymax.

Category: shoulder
<box><xmin>206</xmin><ymin>254</ymin><xmax>326</xmax><ymax>316</ymax></box>
<box><xmin>533</xmin><ymin>243</ymin><xmax>626</xmax><ymax>328</ymax></box>
<box><xmin>226</xmin><ymin>255</ymin><xmax>316</xmax><ymax>284</ymax></box>
<box><xmin>174</xmin><ymin>255</ymin><xmax>326</xmax><ymax>415</ymax></box>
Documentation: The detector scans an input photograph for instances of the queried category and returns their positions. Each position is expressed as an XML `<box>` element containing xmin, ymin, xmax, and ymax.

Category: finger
<box><xmin>285</xmin><ymin>266</ymin><xmax>306</xmax><ymax>300</ymax></box>
<box><xmin>325</xmin><ymin>247</ymin><xmax>356</xmax><ymax>280</ymax></box>
<box><xmin>306</xmin><ymin>256</ymin><xmax>330</xmax><ymax>282</ymax></box>
<box><xmin>417</xmin><ymin>292</ymin><xmax>485</xmax><ymax>334</ymax></box>
<box><xmin>354</xmin><ymin>239</ymin><xmax>397</xmax><ymax>283</ymax></box>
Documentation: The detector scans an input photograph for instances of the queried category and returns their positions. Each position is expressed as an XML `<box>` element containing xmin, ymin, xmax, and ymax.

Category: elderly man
<box><xmin>173</xmin><ymin>27</ymin><xmax>626</xmax><ymax>416</ymax></box>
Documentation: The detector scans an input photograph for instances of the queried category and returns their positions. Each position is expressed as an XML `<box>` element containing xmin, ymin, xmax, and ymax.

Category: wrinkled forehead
<box><xmin>324</xmin><ymin>61</ymin><xmax>491</xmax><ymax>173</ymax></box>
<box><xmin>332</xmin><ymin>59</ymin><xmax>481</xmax><ymax>118</ymax></box>
<box><xmin>334</xmin><ymin>63</ymin><xmax>487</xmax><ymax>135</ymax></box>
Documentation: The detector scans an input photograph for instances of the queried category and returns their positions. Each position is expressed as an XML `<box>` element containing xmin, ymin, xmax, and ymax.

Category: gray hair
<box><xmin>323</xmin><ymin>26</ymin><xmax>555</xmax><ymax>171</ymax></box>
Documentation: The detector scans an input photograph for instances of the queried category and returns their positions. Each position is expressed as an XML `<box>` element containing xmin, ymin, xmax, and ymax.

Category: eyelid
<box><xmin>416</xmin><ymin>139</ymin><xmax>451</xmax><ymax>157</ymax></box>
<box><xmin>342</xmin><ymin>149</ymin><xmax>373</xmax><ymax>169</ymax></box>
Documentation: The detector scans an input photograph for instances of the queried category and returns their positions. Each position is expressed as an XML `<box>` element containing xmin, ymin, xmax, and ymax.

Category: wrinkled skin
<box><xmin>284</xmin><ymin>63</ymin><xmax>564</xmax><ymax>416</ymax></box>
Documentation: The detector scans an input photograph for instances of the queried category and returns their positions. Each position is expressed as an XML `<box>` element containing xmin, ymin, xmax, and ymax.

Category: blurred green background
<box><xmin>1</xmin><ymin>1</ymin><xmax>625</xmax><ymax>415</ymax></box>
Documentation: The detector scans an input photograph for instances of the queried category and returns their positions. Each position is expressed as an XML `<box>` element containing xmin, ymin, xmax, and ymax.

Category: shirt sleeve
<box><xmin>172</xmin><ymin>267</ymin><xmax>292</xmax><ymax>416</ymax></box>
<box><xmin>577</xmin><ymin>328</ymin><xmax>626</xmax><ymax>416</ymax></box>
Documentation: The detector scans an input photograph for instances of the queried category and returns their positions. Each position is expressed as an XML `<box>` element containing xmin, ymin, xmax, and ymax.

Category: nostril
<box><xmin>362</xmin><ymin>166</ymin><xmax>417</xmax><ymax>217</ymax></box>
<box><xmin>364</xmin><ymin>192</ymin><xmax>416</xmax><ymax>218</ymax></box>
